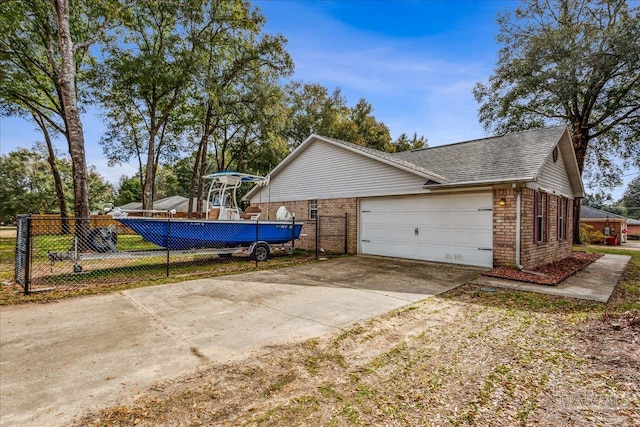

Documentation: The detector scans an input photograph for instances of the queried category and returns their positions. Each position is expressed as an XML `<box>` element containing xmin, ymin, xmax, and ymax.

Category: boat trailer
<box><xmin>47</xmin><ymin>235</ymin><xmax>282</xmax><ymax>273</ymax></box>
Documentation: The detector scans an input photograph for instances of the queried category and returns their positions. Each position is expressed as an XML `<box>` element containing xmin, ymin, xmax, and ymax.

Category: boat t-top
<box><xmin>112</xmin><ymin>172</ymin><xmax>303</xmax><ymax>260</ymax></box>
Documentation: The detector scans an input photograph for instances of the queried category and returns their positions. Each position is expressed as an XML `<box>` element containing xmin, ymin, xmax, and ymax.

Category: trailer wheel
<box><xmin>250</xmin><ymin>243</ymin><xmax>270</xmax><ymax>261</ymax></box>
<box><xmin>87</xmin><ymin>228</ymin><xmax>117</xmax><ymax>253</ymax></box>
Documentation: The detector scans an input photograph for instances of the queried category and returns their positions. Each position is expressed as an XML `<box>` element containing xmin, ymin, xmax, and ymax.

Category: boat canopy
<box><xmin>202</xmin><ymin>172</ymin><xmax>269</xmax><ymax>187</ymax></box>
<box><xmin>204</xmin><ymin>172</ymin><xmax>269</xmax><ymax>220</ymax></box>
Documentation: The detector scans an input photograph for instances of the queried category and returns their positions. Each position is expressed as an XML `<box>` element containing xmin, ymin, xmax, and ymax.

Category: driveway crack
<box><xmin>119</xmin><ymin>291</ymin><xmax>211</xmax><ymax>363</ymax></box>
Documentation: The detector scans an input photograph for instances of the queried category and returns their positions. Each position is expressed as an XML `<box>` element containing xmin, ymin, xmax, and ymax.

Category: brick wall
<box><xmin>518</xmin><ymin>188</ymin><xmax>573</xmax><ymax>269</ymax></box>
<box><xmin>492</xmin><ymin>188</ymin><xmax>518</xmax><ymax>267</ymax></box>
<box><xmin>251</xmin><ymin>198</ymin><xmax>358</xmax><ymax>253</ymax></box>
<box><xmin>254</xmin><ymin>189</ymin><xmax>574</xmax><ymax>269</ymax></box>
<box><xmin>493</xmin><ymin>187</ymin><xmax>573</xmax><ymax>269</ymax></box>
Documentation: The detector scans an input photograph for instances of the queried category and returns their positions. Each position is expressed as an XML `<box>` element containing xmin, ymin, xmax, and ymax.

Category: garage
<box><xmin>359</xmin><ymin>193</ymin><xmax>493</xmax><ymax>267</ymax></box>
<box><xmin>247</xmin><ymin>127</ymin><xmax>586</xmax><ymax>269</ymax></box>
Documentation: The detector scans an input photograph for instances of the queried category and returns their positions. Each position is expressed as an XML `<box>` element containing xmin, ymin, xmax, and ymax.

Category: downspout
<box><xmin>515</xmin><ymin>186</ymin><xmax>524</xmax><ymax>270</ymax></box>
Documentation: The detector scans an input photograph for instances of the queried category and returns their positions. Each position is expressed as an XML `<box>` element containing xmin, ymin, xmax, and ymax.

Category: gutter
<box><xmin>515</xmin><ymin>185</ymin><xmax>524</xmax><ymax>270</ymax></box>
<box><xmin>423</xmin><ymin>177</ymin><xmax>534</xmax><ymax>190</ymax></box>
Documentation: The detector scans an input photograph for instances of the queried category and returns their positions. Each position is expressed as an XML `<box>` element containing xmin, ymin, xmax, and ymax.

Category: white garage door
<box><xmin>359</xmin><ymin>193</ymin><xmax>493</xmax><ymax>267</ymax></box>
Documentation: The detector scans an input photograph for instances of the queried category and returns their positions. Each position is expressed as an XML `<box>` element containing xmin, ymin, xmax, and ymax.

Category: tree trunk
<box><xmin>188</xmin><ymin>142</ymin><xmax>204</xmax><ymax>219</ymax></box>
<box><xmin>572</xmin><ymin>123</ymin><xmax>589</xmax><ymax>244</ymax></box>
<box><xmin>142</xmin><ymin>131</ymin><xmax>156</xmax><ymax>213</ymax></box>
<box><xmin>34</xmin><ymin>113</ymin><xmax>70</xmax><ymax>234</ymax></box>
<box><xmin>196</xmin><ymin>139</ymin><xmax>208</xmax><ymax>217</ymax></box>
<box><xmin>52</xmin><ymin>0</ymin><xmax>91</xmax><ymax>245</ymax></box>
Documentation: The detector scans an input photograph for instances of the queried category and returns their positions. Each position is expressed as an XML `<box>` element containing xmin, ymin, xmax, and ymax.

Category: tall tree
<box><xmin>474</xmin><ymin>0</ymin><xmax>640</xmax><ymax>243</ymax></box>
<box><xmin>1</xmin><ymin>0</ymin><xmax>126</xmax><ymax>243</ymax></box>
<box><xmin>620</xmin><ymin>175</ymin><xmax>640</xmax><ymax>219</ymax></box>
<box><xmin>337</xmin><ymin>98</ymin><xmax>392</xmax><ymax>151</ymax></box>
<box><xmin>181</xmin><ymin>0</ymin><xmax>292</xmax><ymax>217</ymax></box>
<box><xmin>284</xmin><ymin>82</ymin><xmax>347</xmax><ymax>150</ymax></box>
<box><xmin>94</xmin><ymin>0</ymin><xmax>192</xmax><ymax>212</ymax></box>
<box><xmin>52</xmin><ymin>0</ymin><xmax>91</xmax><ymax>225</ymax></box>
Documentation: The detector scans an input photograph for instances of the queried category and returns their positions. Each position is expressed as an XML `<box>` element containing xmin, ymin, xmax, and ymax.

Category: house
<box><xmin>245</xmin><ymin>126</ymin><xmax>585</xmax><ymax>269</ymax></box>
<box><xmin>628</xmin><ymin>219</ymin><xmax>640</xmax><ymax>239</ymax></box>
<box><xmin>117</xmin><ymin>196</ymin><xmax>210</xmax><ymax>217</ymax></box>
<box><xmin>580</xmin><ymin>205</ymin><xmax>629</xmax><ymax>245</ymax></box>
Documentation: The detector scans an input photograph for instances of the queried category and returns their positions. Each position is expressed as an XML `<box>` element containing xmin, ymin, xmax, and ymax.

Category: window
<box><xmin>534</xmin><ymin>191</ymin><xmax>549</xmax><ymax>243</ymax></box>
<box><xmin>558</xmin><ymin>197</ymin><xmax>568</xmax><ymax>240</ymax></box>
<box><xmin>309</xmin><ymin>199</ymin><xmax>318</xmax><ymax>220</ymax></box>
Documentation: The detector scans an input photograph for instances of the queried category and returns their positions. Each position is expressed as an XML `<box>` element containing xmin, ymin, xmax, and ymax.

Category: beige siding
<box><xmin>530</xmin><ymin>147</ymin><xmax>574</xmax><ymax>197</ymax></box>
<box><xmin>249</xmin><ymin>140</ymin><xmax>427</xmax><ymax>203</ymax></box>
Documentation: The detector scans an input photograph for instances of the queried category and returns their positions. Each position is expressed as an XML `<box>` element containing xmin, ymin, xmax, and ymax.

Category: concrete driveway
<box><xmin>0</xmin><ymin>256</ymin><xmax>482</xmax><ymax>427</ymax></box>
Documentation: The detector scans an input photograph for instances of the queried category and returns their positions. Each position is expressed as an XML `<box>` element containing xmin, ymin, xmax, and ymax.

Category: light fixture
<box><xmin>499</xmin><ymin>198</ymin><xmax>506</xmax><ymax>207</ymax></box>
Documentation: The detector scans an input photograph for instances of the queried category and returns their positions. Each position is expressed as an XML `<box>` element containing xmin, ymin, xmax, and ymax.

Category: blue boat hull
<box><xmin>116</xmin><ymin>218</ymin><xmax>303</xmax><ymax>250</ymax></box>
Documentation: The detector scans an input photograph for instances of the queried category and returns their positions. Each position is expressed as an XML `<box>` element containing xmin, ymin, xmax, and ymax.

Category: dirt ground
<box><xmin>75</xmin><ymin>268</ymin><xmax>639</xmax><ymax>426</ymax></box>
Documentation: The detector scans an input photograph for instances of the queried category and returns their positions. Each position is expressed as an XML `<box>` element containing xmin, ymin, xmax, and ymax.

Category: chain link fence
<box><xmin>14</xmin><ymin>214</ymin><xmax>305</xmax><ymax>294</ymax></box>
<box><xmin>313</xmin><ymin>214</ymin><xmax>349</xmax><ymax>257</ymax></box>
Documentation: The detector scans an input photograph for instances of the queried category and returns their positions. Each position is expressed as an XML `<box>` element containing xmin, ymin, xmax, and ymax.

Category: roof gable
<box><xmin>244</xmin><ymin>134</ymin><xmax>447</xmax><ymax>201</ymax></box>
<box><xmin>246</xmin><ymin>137</ymin><xmax>430</xmax><ymax>202</ymax></box>
<box><xmin>394</xmin><ymin>125</ymin><xmax>584</xmax><ymax>196</ymax></box>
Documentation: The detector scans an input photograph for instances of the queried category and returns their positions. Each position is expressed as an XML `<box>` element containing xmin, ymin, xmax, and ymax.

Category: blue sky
<box><xmin>0</xmin><ymin>0</ymin><xmax>634</xmax><ymax>199</ymax></box>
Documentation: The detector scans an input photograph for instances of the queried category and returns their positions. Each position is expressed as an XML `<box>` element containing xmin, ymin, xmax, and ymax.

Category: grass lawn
<box><xmin>74</xmin><ymin>246</ymin><xmax>639</xmax><ymax>426</ymax></box>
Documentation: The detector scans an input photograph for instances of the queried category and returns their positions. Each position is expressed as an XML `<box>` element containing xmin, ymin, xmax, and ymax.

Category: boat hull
<box><xmin>116</xmin><ymin>218</ymin><xmax>303</xmax><ymax>250</ymax></box>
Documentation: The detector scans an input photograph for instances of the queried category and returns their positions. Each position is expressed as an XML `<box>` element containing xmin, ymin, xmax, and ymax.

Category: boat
<box><xmin>111</xmin><ymin>172</ymin><xmax>303</xmax><ymax>260</ymax></box>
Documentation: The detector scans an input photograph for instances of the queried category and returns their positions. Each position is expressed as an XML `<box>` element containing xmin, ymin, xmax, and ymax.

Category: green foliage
<box><xmin>284</xmin><ymin>83</ymin><xmax>423</xmax><ymax>154</ymax></box>
<box><xmin>392</xmin><ymin>132</ymin><xmax>427</xmax><ymax>152</ymax></box>
<box><xmin>474</xmin><ymin>0</ymin><xmax>640</xmax><ymax>185</ymax></box>
<box><xmin>579</xmin><ymin>224</ymin><xmax>604</xmax><ymax>244</ymax></box>
<box><xmin>619</xmin><ymin>175</ymin><xmax>640</xmax><ymax>219</ymax></box>
<box><xmin>93</xmin><ymin>0</ymin><xmax>293</xmax><ymax>211</ymax></box>
<box><xmin>115</xmin><ymin>175</ymin><xmax>142</xmax><ymax>207</ymax></box>
<box><xmin>0</xmin><ymin>147</ymin><xmax>114</xmax><ymax>222</ymax></box>
<box><xmin>284</xmin><ymin>82</ymin><xmax>347</xmax><ymax>150</ymax></box>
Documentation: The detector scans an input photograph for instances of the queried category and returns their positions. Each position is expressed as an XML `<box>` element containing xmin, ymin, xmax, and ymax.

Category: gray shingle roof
<box><xmin>580</xmin><ymin>205</ymin><xmax>628</xmax><ymax>220</ymax></box>
<box><xmin>393</xmin><ymin>126</ymin><xmax>567</xmax><ymax>184</ymax></box>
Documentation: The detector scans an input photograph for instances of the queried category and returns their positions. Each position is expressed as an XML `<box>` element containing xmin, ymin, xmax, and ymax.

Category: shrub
<box><xmin>580</xmin><ymin>224</ymin><xmax>605</xmax><ymax>244</ymax></box>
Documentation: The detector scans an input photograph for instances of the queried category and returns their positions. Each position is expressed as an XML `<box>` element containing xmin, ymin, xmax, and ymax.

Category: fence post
<box><xmin>166</xmin><ymin>215</ymin><xmax>171</xmax><ymax>278</ymax></box>
<box><xmin>315</xmin><ymin>216</ymin><xmax>319</xmax><ymax>260</ymax></box>
<box><xmin>24</xmin><ymin>215</ymin><xmax>32</xmax><ymax>295</ymax></box>
<box><xmin>291</xmin><ymin>214</ymin><xmax>295</xmax><ymax>253</ymax></box>
<box><xmin>255</xmin><ymin>217</ymin><xmax>259</xmax><ymax>268</ymax></box>
<box><xmin>344</xmin><ymin>212</ymin><xmax>348</xmax><ymax>254</ymax></box>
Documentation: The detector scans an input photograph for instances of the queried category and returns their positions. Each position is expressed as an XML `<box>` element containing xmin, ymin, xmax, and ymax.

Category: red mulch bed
<box><xmin>483</xmin><ymin>252</ymin><xmax>604</xmax><ymax>285</ymax></box>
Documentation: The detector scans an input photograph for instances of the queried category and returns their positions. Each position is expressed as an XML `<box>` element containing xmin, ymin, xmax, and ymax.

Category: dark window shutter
<box><xmin>534</xmin><ymin>191</ymin><xmax>539</xmax><ymax>243</ymax></box>
<box><xmin>545</xmin><ymin>194</ymin><xmax>550</xmax><ymax>242</ymax></box>
<box><xmin>557</xmin><ymin>196</ymin><xmax>561</xmax><ymax>240</ymax></box>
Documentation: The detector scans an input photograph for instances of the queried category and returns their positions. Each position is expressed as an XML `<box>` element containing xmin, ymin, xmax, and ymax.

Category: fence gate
<box><xmin>14</xmin><ymin>215</ymin><xmax>31</xmax><ymax>293</ymax></box>
<box><xmin>315</xmin><ymin>214</ymin><xmax>348</xmax><ymax>257</ymax></box>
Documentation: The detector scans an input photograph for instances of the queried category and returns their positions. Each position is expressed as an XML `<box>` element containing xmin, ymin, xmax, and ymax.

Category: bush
<box><xmin>580</xmin><ymin>224</ymin><xmax>605</xmax><ymax>244</ymax></box>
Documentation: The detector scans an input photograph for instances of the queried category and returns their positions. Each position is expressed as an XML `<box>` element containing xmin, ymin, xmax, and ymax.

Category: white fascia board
<box><xmin>425</xmin><ymin>177</ymin><xmax>534</xmax><ymax>191</ymax></box>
